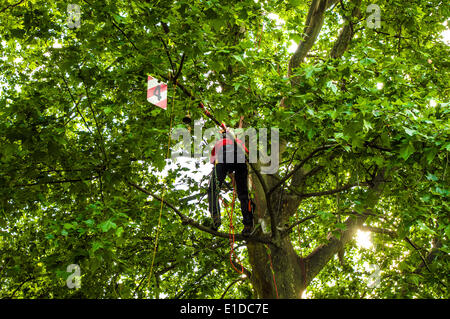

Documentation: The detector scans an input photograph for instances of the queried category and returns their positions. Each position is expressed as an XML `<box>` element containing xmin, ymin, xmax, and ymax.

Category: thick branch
<box><xmin>288</xmin><ymin>0</ymin><xmax>338</xmax><ymax>78</ymax></box>
<box><xmin>305</xmin><ymin>213</ymin><xmax>368</xmax><ymax>283</ymax></box>
<box><xmin>330</xmin><ymin>0</ymin><xmax>362</xmax><ymax>59</ymax></box>
<box><xmin>304</xmin><ymin>170</ymin><xmax>385</xmax><ymax>285</ymax></box>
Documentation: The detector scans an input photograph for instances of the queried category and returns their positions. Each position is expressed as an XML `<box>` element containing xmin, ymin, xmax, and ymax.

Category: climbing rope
<box><xmin>265</xmin><ymin>244</ymin><xmax>279</xmax><ymax>299</ymax></box>
<box><xmin>147</xmin><ymin>81</ymin><xmax>177</xmax><ymax>289</ymax></box>
<box><xmin>213</xmin><ymin>162</ymin><xmax>244</xmax><ymax>275</ymax></box>
<box><xmin>223</xmin><ymin>176</ymin><xmax>245</xmax><ymax>275</ymax></box>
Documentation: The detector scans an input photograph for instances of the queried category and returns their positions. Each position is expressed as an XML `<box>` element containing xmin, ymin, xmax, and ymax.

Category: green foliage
<box><xmin>0</xmin><ymin>0</ymin><xmax>448</xmax><ymax>299</ymax></box>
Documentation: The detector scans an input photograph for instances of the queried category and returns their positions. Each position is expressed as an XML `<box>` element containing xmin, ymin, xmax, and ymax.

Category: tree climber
<box><xmin>207</xmin><ymin>129</ymin><xmax>256</xmax><ymax>236</ymax></box>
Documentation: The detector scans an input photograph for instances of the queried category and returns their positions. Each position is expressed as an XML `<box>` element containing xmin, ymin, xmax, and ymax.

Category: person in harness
<box><xmin>207</xmin><ymin>129</ymin><xmax>255</xmax><ymax>236</ymax></box>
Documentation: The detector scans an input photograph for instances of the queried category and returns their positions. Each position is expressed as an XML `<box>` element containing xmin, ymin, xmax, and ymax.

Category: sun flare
<box><xmin>356</xmin><ymin>230</ymin><xmax>373</xmax><ymax>249</ymax></box>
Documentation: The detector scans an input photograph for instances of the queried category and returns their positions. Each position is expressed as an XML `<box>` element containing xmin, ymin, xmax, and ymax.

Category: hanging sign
<box><xmin>147</xmin><ymin>75</ymin><xmax>167</xmax><ymax>109</ymax></box>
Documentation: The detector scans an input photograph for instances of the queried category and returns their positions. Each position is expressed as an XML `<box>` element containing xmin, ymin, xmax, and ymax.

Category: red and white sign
<box><xmin>147</xmin><ymin>75</ymin><xmax>167</xmax><ymax>109</ymax></box>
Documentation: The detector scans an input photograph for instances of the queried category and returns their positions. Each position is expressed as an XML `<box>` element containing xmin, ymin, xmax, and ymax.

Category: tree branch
<box><xmin>0</xmin><ymin>0</ymin><xmax>24</xmax><ymax>13</ymax></box>
<box><xmin>359</xmin><ymin>225</ymin><xmax>396</xmax><ymax>237</ymax></box>
<box><xmin>220</xmin><ymin>277</ymin><xmax>245</xmax><ymax>299</ymax></box>
<box><xmin>111</xmin><ymin>19</ymin><xmax>140</xmax><ymax>52</ymax></box>
<box><xmin>173</xmin><ymin>53</ymin><xmax>186</xmax><ymax>82</ymax></box>
<box><xmin>359</xmin><ymin>225</ymin><xmax>434</xmax><ymax>274</ymax></box>
<box><xmin>282</xmin><ymin>214</ymin><xmax>317</xmax><ymax>236</ymax></box>
<box><xmin>81</xmin><ymin>78</ymin><xmax>109</xmax><ymax>166</ymax></box>
<box><xmin>268</xmin><ymin>144</ymin><xmax>335</xmax><ymax>196</ymax></box>
<box><xmin>304</xmin><ymin>169</ymin><xmax>385</xmax><ymax>285</ymax></box>
<box><xmin>8</xmin><ymin>276</ymin><xmax>33</xmax><ymax>298</ymax></box>
<box><xmin>127</xmin><ymin>181</ymin><xmax>272</xmax><ymax>245</ymax></box>
<box><xmin>230</xmin><ymin>257</ymin><xmax>252</xmax><ymax>281</ymax></box>
<box><xmin>299</xmin><ymin>181</ymin><xmax>369</xmax><ymax>199</ymax></box>
<box><xmin>330</xmin><ymin>0</ymin><xmax>362</xmax><ymax>59</ymax></box>
<box><xmin>305</xmin><ymin>213</ymin><xmax>368</xmax><ymax>284</ymax></box>
<box><xmin>158</xmin><ymin>35</ymin><xmax>175</xmax><ymax>74</ymax></box>
<box><xmin>57</xmin><ymin>71</ymin><xmax>93</xmax><ymax>136</ymax></box>
<box><xmin>14</xmin><ymin>176</ymin><xmax>99</xmax><ymax>187</ymax></box>
<box><xmin>288</xmin><ymin>0</ymin><xmax>337</xmax><ymax>78</ymax></box>
<box><xmin>157</xmin><ymin>74</ymin><xmax>273</xmax><ymax>235</ymax></box>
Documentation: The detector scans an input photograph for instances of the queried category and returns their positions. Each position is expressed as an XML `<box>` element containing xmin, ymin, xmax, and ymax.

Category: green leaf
<box><xmin>425</xmin><ymin>173</ymin><xmax>438</xmax><ymax>182</ymax></box>
<box><xmin>332</xmin><ymin>230</ymin><xmax>342</xmax><ymax>240</ymax></box>
<box><xmin>45</xmin><ymin>234</ymin><xmax>55</xmax><ymax>240</ymax></box>
<box><xmin>99</xmin><ymin>219</ymin><xmax>117</xmax><ymax>232</ymax></box>
<box><xmin>334</xmin><ymin>132</ymin><xmax>345</xmax><ymax>140</ymax></box>
<box><xmin>399</xmin><ymin>143</ymin><xmax>415</xmax><ymax>160</ymax></box>
<box><xmin>317</xmin><ymin>210</ymin><xmax>334</xmax><ymax>220</ymax></box>
<box><xmin>115</xmin><ymin>226</ymin><xmax>124</xmax><ymax>237</ymax></box>
<box><xmin>420</xmin><ymin>194</ymin><xmax>431</xmax><ymax>202</ymax></box>
<box><xmin>63</xmin><ymin>223</ymin><xmax>73</xmax><ymax>230</ymax></box>
<box><xmin>409</xmin><ymin>274</ymin><xmax>420</xmax><ymax>286</ymax></box>
<box><xmin>416</xmin><ymin>221</ymin><xmax>436</xmax><ymax>235</ymax></box>
<box><xmin>92</xmin><ymin>241</ymin><xmax>103</xmax><ymax>252</ymax></box>
<box><xmin>232</xmin><ymin>54</ymin><xmax>244</xmax><ymax>64</ymax></box>
<box><xmin>363</xmin><ymin>120</ymin><xmax>372</xmax><ymax>132</ymax></box>
<box><xmin>84</xmin><ymin>219</ymin><xmax>95</xmax><ymax>228</ymax></box>
<box><xmin>288</xmin><ymin>0</ymin><xmax>302</xmax><ymax>7</ymax></box>
<box><xmin>335</xmin><ymin>223</ymin><xmax>347</xmax><ymax>231</ymax></box>
<box><xmin>404</xmin><ymin>127</ymin><xmax>417</xmax><ymax>136</ymax></box>
<box><xmin>326</xmin><ymin>81</ymin><xmax>338</xmax><ymax>94</ymax></box>
<box><xmin>360</xmin><ymin>57</ymin><xmax>376</xmax><ymax>65</ymax></box>
<box><xmin>444</xmin><ymin>225</ymin><xmax>450</xmax><ymax>238</ymax></box>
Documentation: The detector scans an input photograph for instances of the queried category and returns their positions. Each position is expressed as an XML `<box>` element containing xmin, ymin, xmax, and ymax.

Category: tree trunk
<box><xmin>246</xmin><ymin>172</ymin><xmax>307</xmax><ymax>298</ymax></box>
<box><xmin>248</xmin><ymin>238</ymin><xmax>306</xmax><ymax>299</ymax></box>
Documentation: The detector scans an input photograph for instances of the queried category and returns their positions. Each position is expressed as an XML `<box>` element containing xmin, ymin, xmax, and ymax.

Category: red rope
<box><xmin>220</xmin><ymin>177</ymin><xmax>244</xmax><ymax>275</ymax></box>
<box><xmin>265</xmin><ymin>245</ymin><xmax>279</xmax><ymax>299</ymax></box>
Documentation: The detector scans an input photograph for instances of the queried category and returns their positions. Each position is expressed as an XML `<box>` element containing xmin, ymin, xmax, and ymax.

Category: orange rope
<box><xmin>265</xmin><ymin>244</ymin><xmax>279</xmax><ymax>299</ymax></box>
<box><xmin>220</xmin><ymin>176</ymin><xmax>244</xmax><ymax>274</ymax></box>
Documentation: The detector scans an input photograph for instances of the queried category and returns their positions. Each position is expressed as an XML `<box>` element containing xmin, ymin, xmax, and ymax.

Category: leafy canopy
<box><xmin>0</xmin><ymin>0</ymin><xmax>448</xmax><ymax>298</ymax></box>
